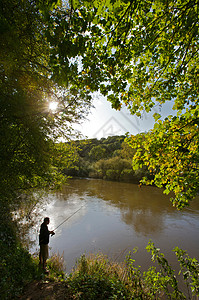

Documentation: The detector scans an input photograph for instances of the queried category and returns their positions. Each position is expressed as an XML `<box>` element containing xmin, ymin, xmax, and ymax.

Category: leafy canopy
<box><xmin>1</xmin><ymin>0</ymin><xmax>198</xmax><ymax>209</ymax></box>
<box><xmin>70</xmin><ymin>0</ymin><xmax>199</xmax><ymax>208</ymax></box>
<box><xmin>0</xmin><ymin>0</ymin><xmax>93</xmax><ymax>208</ymax></box>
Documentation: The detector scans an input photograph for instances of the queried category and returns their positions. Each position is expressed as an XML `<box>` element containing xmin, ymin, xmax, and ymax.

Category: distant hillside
<box><xmin>64</xmin><ymin>135</ymin><xmax>151</xmax><ymax>183</ymax></box>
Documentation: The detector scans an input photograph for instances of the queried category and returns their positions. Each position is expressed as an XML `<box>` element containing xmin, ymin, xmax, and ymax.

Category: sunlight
<box><xmin>49</xmin><ymin>101</ymin><xmax>58</xmax><ymax>112</ymax></box>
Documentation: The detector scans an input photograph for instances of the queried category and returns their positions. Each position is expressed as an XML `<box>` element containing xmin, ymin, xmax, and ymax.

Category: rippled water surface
<box><xmin>31</xmin><ymin>178</ymin><xmax>199</xmax><ymax>275</ymax></box>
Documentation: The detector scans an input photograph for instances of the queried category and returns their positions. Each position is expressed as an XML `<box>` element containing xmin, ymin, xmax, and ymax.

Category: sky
<box><xmin>75</xmin><ymin>93</ymin><xmax>175</xmax><ymax>139</ymax></box>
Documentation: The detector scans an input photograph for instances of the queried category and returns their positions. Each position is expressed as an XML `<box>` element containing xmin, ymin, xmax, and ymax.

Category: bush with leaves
<box><xmin>66</xmin><ymin>242</ymin><xmax>199</xmax><ymax>299</ymax></box>
<box><xmin>67</xmin><ymin>254</ymin><xmax>132</xmax><ymax>299</ymax></box>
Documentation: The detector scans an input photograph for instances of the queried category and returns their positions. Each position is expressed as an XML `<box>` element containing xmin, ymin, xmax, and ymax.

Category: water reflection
<box><xmin>31</xmin><ymin>178</ymin><xmax>199</xmax><ymax>276</ymax></box>
<box><xmin>59</xmin><ymin>179</ymin><xmax>179</xmax><ymax>236</ymax></box>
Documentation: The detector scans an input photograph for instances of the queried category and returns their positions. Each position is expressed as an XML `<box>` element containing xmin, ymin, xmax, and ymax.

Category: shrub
<box><xmin>67</xmin><ymin>253</ymin><xmax>132</xmax><ymax>299</ymax></box>
<box><xmin>0</xmin><ymin>242</ymin><xmax>39</xmax><ymax>299</ymax></box>
<box><xmin>66</xmin><ymin>244</ymin><xmax>199</xmax><ymax>299</ymax></box>
<box><xmin>47</xmin><ymin>252</ymin><xmax>66</xmax><ymax>281</ymax></box>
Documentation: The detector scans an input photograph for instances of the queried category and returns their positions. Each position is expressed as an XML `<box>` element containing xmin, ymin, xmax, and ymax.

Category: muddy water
<box><xmin>31</xmin><ymin>178</ymin><xmax>199</xmax><ymax>277</ymax></box>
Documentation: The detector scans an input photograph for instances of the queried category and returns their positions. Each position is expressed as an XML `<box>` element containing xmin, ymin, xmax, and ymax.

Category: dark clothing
<box><xmin>39</xmin><ymin>222</ymin><xmax>50</xmax><ymax>245</ymax></box>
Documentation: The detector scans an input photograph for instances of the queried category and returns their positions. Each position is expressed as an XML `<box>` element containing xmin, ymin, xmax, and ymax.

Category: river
<box><xmin>30</xmin><ymin>178</ymin><xmax>199</xmax><ymax>279</ymax></box>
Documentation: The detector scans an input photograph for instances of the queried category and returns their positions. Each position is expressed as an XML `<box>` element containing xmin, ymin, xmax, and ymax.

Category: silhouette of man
<box><xmin>39</xmin><ymin>217</ymin><xmax>55</xmax><ymax>272</ymax></box>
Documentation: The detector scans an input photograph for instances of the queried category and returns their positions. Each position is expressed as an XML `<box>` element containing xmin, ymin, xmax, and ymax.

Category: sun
<box><xmin>49</xmin><ymin>101</ymin><xmax>58</xmax><ymax>112</ymax></box>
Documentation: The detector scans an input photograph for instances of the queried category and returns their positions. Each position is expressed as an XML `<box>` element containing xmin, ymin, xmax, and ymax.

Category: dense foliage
<box><xmin>0</xmin><ymin>0</ymin><xmax>93</xmax><ymax>209</ymax></box>
<box><xmin>1</xmin><ymin>0</ymin><xmax>199</xmax><ymax>296</ymax></box>
<box><xmin>69</xmin><ymin>0</ymin><xmax>199</xmax><ymax>208</ymax></box>
<box><xmin>0</xmin><ymin>1</ymin><xmax>91</xmax><ymax>297</ymax></box>
<box><xmin>64</xmin><ymin>135</ymin><xmax>149</xmax><ymax>182</ymax></box>
<box><xmin>1</xmin><ymin>0</ymin><xmax>198</xmax><ymax>215</ymax></box>
<box><xmin>0</xmin><ymin>211</ymin><xmax>39</xmax><ymax>299</ymax></box>
<box><xmin>67</xmin><ymin>241</ymin><xmax>199</xmax><ymax>299</ymax></box>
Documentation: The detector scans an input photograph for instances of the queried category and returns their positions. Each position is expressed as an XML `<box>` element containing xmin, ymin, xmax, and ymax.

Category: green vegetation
<box><xmin>67</xmin><ymin>242</ymin><xmax>199</xmax><ymax>299</ymax></box>
<box><xmin>0</xmin><ymin>244</ymin><xmax>38</xmax><ymax>299</ymax></box>
<box><xmin>64</xmin><ymin>135</ymin><xmax>150</xmax><ymax>183</ymax></box>
<box><xmin>71</xmin><ymin>0</ymin><xmax>199</xmax><ymax>208</ymax></box>
<box><xmin>17</xmin><ymin>242</ymin><xmax>199</xmax><ymax>299</ymax></box>
<box><xmin>0</xmin><ymin>0</ymin><xmax>92</xmax><ymax>211</ymax></box>
<box><xmin>0</xmin><ymin>1</ymin><xmax>91</xmax><ymax>298</ymax></box>
<box><xmin>1</xmin><ymin>0</ymin><xmax>199</xmax><ymax>297</ymax></box>
<box><xmin>1</xmin><ymin>211</ymin><xmax>198</xmax><ymax>299</ymax></box>
<box><xmin>0</xmin><ymin>213</ymin><xmax>39</xmax><ymax>299</ymax></box>
<box><xmin>67</xmin><ymin>254</ymin><xmax>131</xmax><ymax>299</ymax></box>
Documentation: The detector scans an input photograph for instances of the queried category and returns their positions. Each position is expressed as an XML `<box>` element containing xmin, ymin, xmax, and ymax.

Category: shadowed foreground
<box><xmin>19</xmin><ymin>250</ymin><xmax>199</xmax><ymax>300</ymax></box>
<box><xmin>20</xmin><ymin>279</ymin><xmax>72</xmax><ymax>300</ymax></box>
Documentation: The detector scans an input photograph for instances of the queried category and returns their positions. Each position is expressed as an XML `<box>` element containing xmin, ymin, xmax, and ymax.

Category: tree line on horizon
<box><xmin>64</xmin><ymin>135</ymin><xmax>152</xmax><ymax>183</ymax></box>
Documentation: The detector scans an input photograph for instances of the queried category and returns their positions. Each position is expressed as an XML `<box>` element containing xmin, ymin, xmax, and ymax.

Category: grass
<box><xmin>1</xmin><ymin>240</ymin><xmax>199</xmax><ymax>299</ymax></box>
<box><xmin>67</xmin><ymin>253</ymin><xmax>131</xmax><ymax>299</ymax></box>
<box><xmin>65</xmin><ymin>245</ymin><xmax>199</xmax><ymax>300</ymax></box>
<box><xmin>44</xmin><ymin>252</ymin><xmax>66</xmax><ymax>281</ymax></box>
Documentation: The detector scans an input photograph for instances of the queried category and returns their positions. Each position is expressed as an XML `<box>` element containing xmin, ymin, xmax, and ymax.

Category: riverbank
<box><xmin>1</xmin><ymin>238</ymin><xmax>198</xmax><ymax>299</ymax></box>
<box><xmin>2</xmin><ymin>179</ymin><xmax>199</xmax><ymax>299</ymax></box>
<box><xmin>19</xmin><ymin>248</ymin><xmax>199</xmax><ymax>300</ymax></box>
<box><xmin>32</xmin><ymin>178</ymin><xmax>199</xmax><ymax>275</ymax></box>
<box><xmin>20</xmin><ymin>279</ymin><xmax>71</xmax><ymax>300</ymax></box>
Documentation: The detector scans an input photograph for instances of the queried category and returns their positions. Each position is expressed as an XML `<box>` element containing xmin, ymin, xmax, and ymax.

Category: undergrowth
<box><xmin>67</xmin><ymin>253</ymin><xmax>130</xmax><ymax>299</ymax></box>
<box><xmin>1</xmin><ymin>234</ymin><xmax>199</xmax><ymax>299</ymax></box>
<box><xmin>66</xmin><ymin>242</ymin><xmax>199</xmax><ymax>300</ymax></box>
<box><xmin>0</xmin><ymin>211</ymin><xmax>40</xmax><ymax>299</ymax></box>
<box><xmin>45</xmin><ymin>252</ymin><xmax>66</xmax><ymax>281</ymax></box>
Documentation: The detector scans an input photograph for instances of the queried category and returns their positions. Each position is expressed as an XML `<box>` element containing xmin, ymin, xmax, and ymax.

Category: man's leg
<box><xmin>39</xmin><ymin>247</ymin><xmax>43</xmax><ymax>267</ymax></box>
<box><xmin>40</xmin><ymin>244</ymin><xmax>49</xmax><ymax>272</ymax></box>
<box><xmin>43</xmin><ymin>258</ymin><xmax>47</xmax><ymax>271</ymax></box>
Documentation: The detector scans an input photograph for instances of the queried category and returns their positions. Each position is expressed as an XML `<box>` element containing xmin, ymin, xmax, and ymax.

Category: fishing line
<box><xmin>53</xmin><ymin>205</ymin><xmax>85</xmax><ymax>232</ymax></box>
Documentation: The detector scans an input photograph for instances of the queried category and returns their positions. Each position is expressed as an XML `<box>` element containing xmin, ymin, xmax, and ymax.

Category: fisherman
<box><xmin>39</xmin><ymin>217</ymin><xmax>55</xmax><ymax>272</ymax></box>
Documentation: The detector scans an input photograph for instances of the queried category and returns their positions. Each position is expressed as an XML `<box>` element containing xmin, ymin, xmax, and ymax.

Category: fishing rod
<box><xmin>53</xmin><ymin>205</ymin><xmax>85</xmax><ymax>232</ymax></box>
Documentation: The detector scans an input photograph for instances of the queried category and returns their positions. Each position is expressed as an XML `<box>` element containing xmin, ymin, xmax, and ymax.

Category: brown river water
<box><xmin>30</xmin><ymin>178</ymin><xmax>199</xmax><ymax>281</ymax></box>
